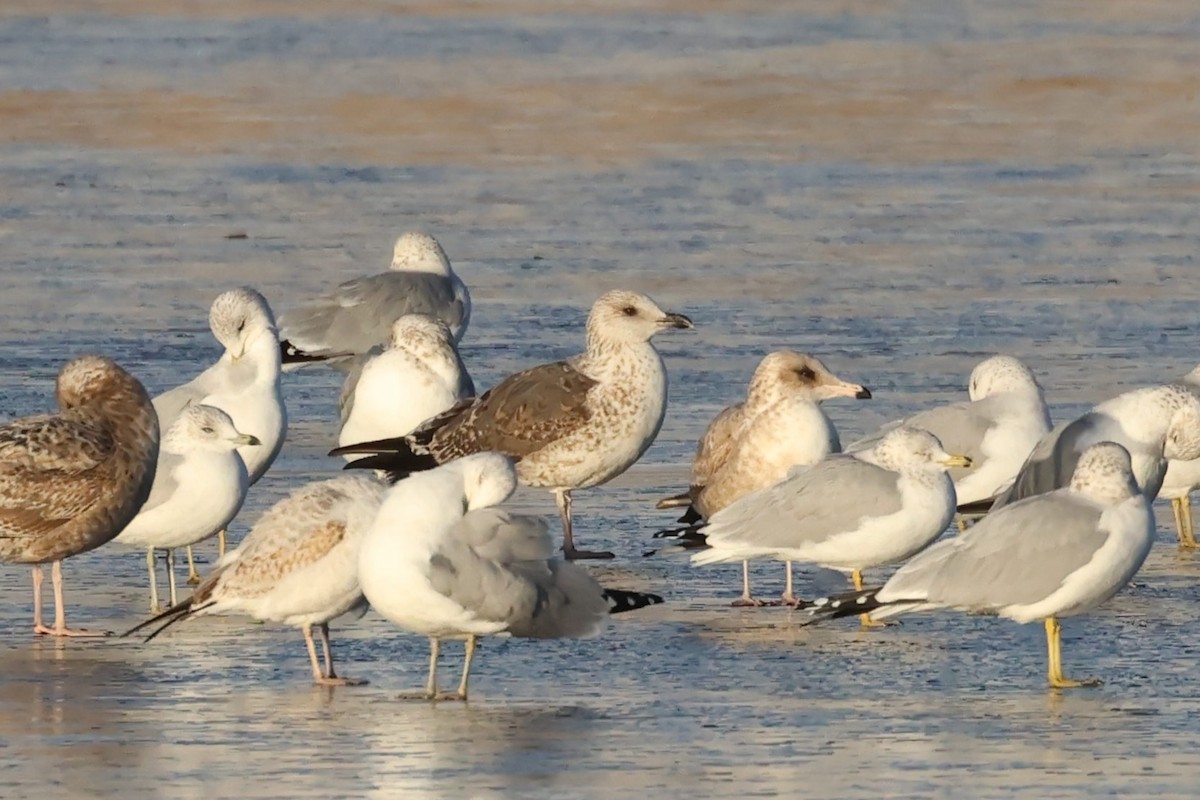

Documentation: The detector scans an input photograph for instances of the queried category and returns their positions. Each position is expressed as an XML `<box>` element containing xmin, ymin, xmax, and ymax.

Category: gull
<box><xmin>654</xmin><ymin>350</ymin><xmax>872</xmax><ymax>606</ymax></box>
<box><xmin>337</xmin><ymin>314</ymin><xmax>474</xmax><ymax>458</ymax></box>
<box><xmin>1157</xmin><ymin>365</ymin><xmax>1200</xmax><ymax>547</ymax></box>
<box><xmin>153</xmin><ymin>287</ymin><xmax>287</xmax><ymax>574</ymax></box>
<box><xmin>358</xmin><ymin>452</ymin><xmax>664</xmax><ymax>701</ymax></box>
<box><xmin>333</xmin><ymin>289</ymin><xmax>694</xmax><ymax>560</ymax></box>
<box><xmin>661</xmin><ymin>427</ymin><xmax>969</xmax><ymax>626</ymax></box>
<box><xmin>124</xmin><ymin>474</ymin><xmax>386</xmax><ymax>687</ymax></box>
<box><xmin>114</xmin><ymin>404</ymin><xmax>259</xmax><ymax>612</ymax></box>
<box><xmin>0</xmin><ymin>356</ymin><xmax>158</xmax><ymax>636</ymax></box>
<box><xmin>278</xmin><ymin>231</ymin><xmax>471</xmax><ymax>368</ymax></box>
<box><xmin>848</xmin><ymin>355</ymin><xmax>1050</xmax><ymax>513</ymax></box>
<box><xmin>991</xmin><ymin>384</ymin><xmax>1200</xmax><ymax>510</ymax></box>
<box><xmin>807</xmin><ymin>442</ymin><xmax>1153</xmax><ymax>689</ymax></box>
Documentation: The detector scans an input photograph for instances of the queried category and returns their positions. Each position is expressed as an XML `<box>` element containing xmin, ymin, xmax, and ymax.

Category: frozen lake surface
<box><xmin>2</xmin><ymin>2</ymin><xmax>1200</xmax><ymax>797</ymax></box>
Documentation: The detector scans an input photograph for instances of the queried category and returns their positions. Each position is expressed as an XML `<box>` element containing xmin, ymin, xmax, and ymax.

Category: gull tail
<box><xmin>121</xmin><ymin>597</ymin><xmax>217</xmax><ymax>642</ymax></box>
<box><xmin>603</xmin><ymin>588</ymin><xmax>665</xmax><ymax>614</ymax></box>
<box><xmin>279</xmin><ymin>339</ymin><xmax>354</xmax><ymax>368</ymax></box>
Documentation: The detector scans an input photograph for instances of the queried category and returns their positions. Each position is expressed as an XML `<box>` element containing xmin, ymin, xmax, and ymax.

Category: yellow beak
<box><xmin>940</xmin><ymin>454</ymin><xmax>973</xmax><ymax>468</ymax></box>
<box><xmin>232</xmin><ymin>433</ymin><xmax>261</xmax><ymax>447</ymax></box>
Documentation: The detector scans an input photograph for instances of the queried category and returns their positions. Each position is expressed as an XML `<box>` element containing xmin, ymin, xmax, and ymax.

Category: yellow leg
<box><xmin>853</xmin><ymin>569</ymin><xmax>890</xmax><ymax>628</ymax></box>
<box><xmin>1181</xmin><ymin>495</ymin><xmax>1199</xmax><ymax>549</ymax></box>
<box><xmin>186</xmin><ymin>546</ymin><xmax>202</xmax><ymax>586</ymax></box>
<box><xmin>218</xmin><ymin>529</ymin><xmax>228</xmax><ymax>559</ymax></box>
<box><xmin>956</xmin><ymin>515</ymin><xmax>969</xmax><ymax>533</ymax></box>
<box><xmin>1044</xmin><ymin>617</ymin><xmax>1101</xmax><ymax>689</ymax></box>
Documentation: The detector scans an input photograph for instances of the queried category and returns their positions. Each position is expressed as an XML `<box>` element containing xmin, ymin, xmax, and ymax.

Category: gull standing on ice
<box><xmin>278</xmin><ymin>232</ymin><xmax>471</xmax><ymax>368</ymax></box>
<box><xmin>655</xmin><ymin>351</ymin><xmax>872</xmax><ymax>606</ymax></box>
<box><xmin>663</xmin><ymin>427</ymin><xmax>969</xmax><ymax>625</ymax></box>
<box><xmin>125</xmin><ymin>474</ymin><xmax>386</xmax><ymax>687</ymax></box>
<box><xmin>991</xmin><ymin>384</ymin><xmax>1200</xmax><ymax>510</ymax></box>
<box><xmin>0</xmin><ymin>356</ymin><xmax>158</xmax><ymax>636</ymax></box>
<box><xmin>1156</xmin><ymin>365</ymin><xmax>1200</xmax><ymax>547</ymax></box>
<box><xmin>337</xmin><ymin>314</ymin><xmax>474</xmax><ymax>457</ymax></box>
<box><xmin>333</xmin><ymin>289</ymin><xmax>694</xmax><ymax>560</ymax></box>
<box><xmin>154</xmin><ymin>287</ymin><xmax>287</xmax><ymax>572</ymax></box>
<box><xmin>114</xmin><ymin>405</ymin><xmax>259</xmax><ymax>612</ymax></box>
<box><xmin>849</xmin><ymin>355</ymin><xmax>1050</xmax><ymax>513</ymax></box>
<box><xmin>358</xmin><ymin>453</ymin><xmax>664</xmax><ymax>701</ymax></box>
<box><xmin>807</xmin><ymin>442</ymin><xmax>1153</xmax><ymax>689</ymax></box>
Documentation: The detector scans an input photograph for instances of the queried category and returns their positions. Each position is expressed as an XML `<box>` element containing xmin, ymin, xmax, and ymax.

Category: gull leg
<box><xmin>303</xmin><ymin>624</ymin><xmax>323</xmax><ymax>682</ymax></box>
<box><xmin>731</xmin><ymin>560</ymin><xmax>767</xmax><ymax>607</ymax></box>
<box><xmin>31</xmin><ymin>566</ymin><xmax>44</xmax><ymax>633</ymax></box>
<box><xmin>1045</xmin><ymin>617</ymin><xmax>1101</xmax><ymax>689</ymax></box>
<box><xmin>218</xmin><ymin>529</ymin><xmax>228</xmax><ymax>559</ymax></box>
<box><xmin>186</xmin><ymin>545</ymin><xmax>202</xmax><ymax>586</ymax></box>
<box><xmin>853</xmin><ymin>568</ymin><xmax>890</xmax><ymax>629</ymax></box>
<box><xmin>437</xmin><ymin>635</ymin><xmax>476</xmax><ymax>702</ymax></box>
<box><xmin>315</xmin><ymin>622</ymin><xmax>366</xmax><ymax>686</ymax></box>
<box><xmin>956</xmin><ymin>515</ymin><xmax>969</xmax><ymax>533</ymax></box>
<box><xmin>146</xmin><ymin>549</ymin><xmax>160</xmax><ymax>614</ymax></box>
<box><xmin>399</xmin><ymin>637</ymin><xmax>441</xmax><ymax>700</ymax></box>
<box><xmin>36</xmin><ymin>561</ymin><xmax>108</xmax><ymax>637</ymax></box>
<box><xmin>557</xmin><ymin>488</ymin><xmax>613</xmax><ymax>560</ymax></box>
<box><xmin>166</xmin><ymin>549</ymin><xmax>178</xmax><ymax>606</ymax></box>
<box><xmin>1181</xmin><ymin>495</ymin><xmax>1199</xmax><ymax>549</ymax></box>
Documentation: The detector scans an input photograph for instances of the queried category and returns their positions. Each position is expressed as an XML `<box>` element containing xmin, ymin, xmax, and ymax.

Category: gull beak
<box><xmin>826</xmin><ymin>381</ymin><xmax>872</xmax><ymax>400</ymax></box>
<box><xmin>233</xmin><ymin>433</ymin><xmax>262</xmax><ymax>447</ymax></box>
<box><xmin>940</xmin><ymin>453</ymin><xmax>973</xmax><ymax>468</ymax></box>
<box><xmin>658</xmin><ymin>312</ymin><xmax>694</xmax><ymax>330</ymax></box>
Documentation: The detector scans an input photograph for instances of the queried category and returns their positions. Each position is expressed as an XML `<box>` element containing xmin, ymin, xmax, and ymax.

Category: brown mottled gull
<box><xmin>654</xmin><ymin>351</ymin><xmax>871</xmax><ymax>606</ymax></box>
<box><xmin>332</xmin><ymin>289</ymin><xmax>693</xmax><ymax>560</ymax></box>
<box><xmin>125</xmin><ymin>474</ymin><xmax>386</xmax><ymax>687</ymax></box>
<box><xmin>0</xmin><ymin>355</ymin><xmax>159</xmax><ymax>636</ymax></box>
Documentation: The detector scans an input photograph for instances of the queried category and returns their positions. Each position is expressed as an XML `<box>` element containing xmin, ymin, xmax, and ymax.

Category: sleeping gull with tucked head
<box><xmin>1156</xmin><ymin>365</ymin><xmax>1200</xmax><ymax>547</ymax></box>
<box><xmin>358</xmin><ymin>453</ymin><xmax>664</xmax><ymax>701</ymax></box>
<box><xmin>278</xmin><ymin>231</ymin><xmax>471</xmax><ymax>368</ymax></box>
<box><xmin>333</xmin><ymin>289</ymin><xmax>694</xmax><ymax>560</ymax></box>
<box><xmin>807</xmin><ymin>442</ymin><xmax>1153</xmax><ymax>689</ymax></box>
<box><xmin>125</xmin><ymin>474</ymin><xmax>387</xmax><ymax>687</ymax></box>
<box><xmin>849</xmin><ymin>355</ymin><xmax>1050</xmax><ymax>512</ymax></box>
<box><xmin>114</xmin><ymin>404</ymin><xmax>259</xmax><ymax>612</ymax></box>
<box><xmin>0</xmin><ymin>356</ymin><xmax>159</xmax><ymax>636</ymax></box>
<box><xmin>991</xmin><ymin>383</ymin><xmax>1200</xmax><ymax>511</ymax></box>
<box><xmin>656</xmin><ymin>427</ymin><xmax>968</xmax><ymax>624</ymax></box>
<box><xmin>337</xmin><ymin>314</ymin><xmax>474</xmax><ymax>458</ymax></box>
<box><xmin>655</xmin><ymin>350</ymin><xmax>872</xmax><ymax>606</ymax></box>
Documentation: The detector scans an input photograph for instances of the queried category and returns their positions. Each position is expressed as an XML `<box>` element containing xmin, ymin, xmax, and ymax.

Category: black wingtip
<box><xmin>121</xmin><ymin>598</ymin><xmax>200</xmax><ymax>641</ymax></box>
<box><xmin>603</xmin><ymin>588</ymin><xmax>665</xmax><ymax>614</ymax></box>
<box><xmin>804</xmin><ymin>588</ymin><xmax>885</xmax><ymax>625</ymax></box>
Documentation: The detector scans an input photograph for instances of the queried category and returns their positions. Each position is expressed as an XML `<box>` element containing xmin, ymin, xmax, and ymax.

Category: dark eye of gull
<box><xmin>201</xmin><ymin>426</ymin><xmax>215</xmax><ymax>434</ymax></box>
<box><xmin>798</xmin><ymin>367</ymin><xmax>816</xmax><ymax>380</ymax></box>
<box><xmin>237</xmin><ymin>320</ymin><xmax>246</xmax><ymax>333</ymax></box>
<box><xmin>622</xmin><ymin>306</ymin><xmax>638</xmax><ymax>317</ymax></box>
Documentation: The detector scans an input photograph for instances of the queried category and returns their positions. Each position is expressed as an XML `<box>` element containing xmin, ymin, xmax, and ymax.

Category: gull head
<box><xmin>1069</xmin><ymin>442</ymin><xmax>1139</xmax><ymax>505</ymax></box>
<box><xmin>871</xmin><ymin>426</ymin><xmax>972</xmax><ymax>473</ymax></box>
<box><xmin>754</xmin><ymin>350</ymin><xmax>871</xmax><ymax>403</ymax></box>
<box><xmin>968</xmin><ymin>355</ymin><xmax>1042</xmax><ymax>401</ymax></box>
<box><xmin>209</xmin><ymin>287</ymin><xmax>278</xmax><ymax>361</ymax></box>
<box><xmin>390</xmin><ymin>231</ymin><xmax>452</xmax><ymax>276</ymax></box>
<box><xmin>388</xmin><ymin>313</ymin><xmax>456</xmax><ymax>355</ymax></box>
<box><xmin>586</xmin><ymin>289</ymin><xmax>693</xmax><ymax>347</ymax></box>
<box><xmin>57</xmin><ymin>354</ymin><xmax>150</xmax><ymax>412</ymax></box>
<box><xmin>1164</xmin><ymin>390</ymin><xmax>1200</xmax><ymax>462</ymax></box>
<box><xmin>459</xmin><ymin>452</ymin><xmax>518</xmax><ymax>512</ymax></box>
<box><xmin>164</xmin><ymin>404</ymin><xmax>260</xmax><ymax>455</ymax></box>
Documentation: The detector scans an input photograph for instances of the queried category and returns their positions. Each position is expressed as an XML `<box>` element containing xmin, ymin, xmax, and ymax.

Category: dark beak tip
<box><xmin>856</xmin><ymin>388</ymin><xmax>873</xmax><ymax>400</ymax></box>
<box><xmin>665</xmin><ymin>313</ymin><xmax>694</xmax><ymax>330</ymax></box>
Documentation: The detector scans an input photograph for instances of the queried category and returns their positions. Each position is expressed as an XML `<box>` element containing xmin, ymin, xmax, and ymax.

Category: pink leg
<box><xmin>34</xmin><ymin>561</ymin><xmax>109</xmax><ymax>637</ymax></box>
<box><xmin>731</xmin><ymin>561</ymin><xmax>767</xmax><ymax>607</ymax></box>
<box><xmin>31</xmin><ymin>566</ymin><xmax>44</xmax><ymax>632</ymax></box>
<box><xmin>314</xmin><ymin>623</ymin><xmax>366</xmax><ymax>686</ymax></box>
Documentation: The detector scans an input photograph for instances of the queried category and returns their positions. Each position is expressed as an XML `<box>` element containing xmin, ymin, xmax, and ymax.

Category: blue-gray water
<box><xmin>2</xmin><ymin>2</ymin><xmax>1200</xmax><ymax>797</ymax></box>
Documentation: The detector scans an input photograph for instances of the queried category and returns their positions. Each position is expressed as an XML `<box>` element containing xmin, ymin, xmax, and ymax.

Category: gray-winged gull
<box><xmin>114</xmin><ymin>405</ymin><xmax>258</xmax><ymax>612</ymax></box>
<box><xmin>1158</xmin><ymin>365</ymin><xmax>1200</xmax><ymax>547</ymax></box>
<box><xmin>0</xmin><ymin>356</ymin><xmax>159</xmax><ymax>636</ymax></box>
<box><xmin>357</xmin><ymin>453</ymin><xmax>663</xmax><ymax>701</ymax></box>
<box><xmin>808</xmin><ymin>442</ymin><xmax>1153</xmax><ymax>689</ymax></box>
<box><xmin>125</xmin><ymin>474</ymin><xmax>386</xmax><ymax>687</ymax></box>
<box><xmin>655</xmin><ymin>350</ymin><xmax>871</xmax><ymax>606</ymax></box>
<box><xmin>279</xmin><ymin>231</ymin><xmax>471</xmax><ymax>367</ymax></box>
<box><xmin>332</xmin><ymin>289</ymin><xmax>693</xmax><ymax>560</ymax></box>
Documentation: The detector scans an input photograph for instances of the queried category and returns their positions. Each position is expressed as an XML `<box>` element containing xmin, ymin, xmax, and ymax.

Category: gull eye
<box><xmin>236</xmin><ymin>320</ymin><xmax>246</xmax><ymax>333</ymax></box>
<box><xmin>798</xmin><ymin>367</ymin><xmax>816</xmax><ymax>380</ymax></box>
<box><xmin>201</xmin><ymin>426</ymin><xmax>215</xmax><ymax>434</ymax></box>
<box><xmin>622</xmin><ymin>306</ymin><xmax>638</xmax><ymax>316</ymax></box>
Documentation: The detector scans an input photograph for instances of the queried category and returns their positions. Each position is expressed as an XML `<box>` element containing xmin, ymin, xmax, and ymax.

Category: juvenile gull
<box><xmin>0</xmin><ymin>356</ymin><xmax>159</xmax><ymax>636</ymax></box>
<box><xmin>358</xmin><ymin>453</ymin><xmax>664</xmax><ymax>701</ymax></box>
<box><xmin>153</xmin><ymin>288</ymin><xmax>287</xmax><ymax>571</ymax></box>
<box><xmin>662</xmin><ymin>427</ymin><xmax>968</xmax><ymax>625</ymax></box>
<box><xmin>808</xmin><ymin>443</ymin><xmax>1153</xmax><ymax>689</ymax></box>
<box><xmin>114</xmin><ymin>405</ymin><xmax>259</xmax><ymax>612</ymax></box>
<box><xmin>848</xmin><ymin>355</ymin><xmax>1050</xmax><ymax>510</ymax></box>
<box><xmin>655</xmin><ymin>351</ymin><xmax>871</xmax><ymax>606</ymax></box>
<box><xmin>991</xmin><ymin>384</ymin><xmax>1200</xmax><ymax>510</ymax></box>
<box><xmin>1157</xmin><ymin>365</ymin><xmax>1200</xmax><ymax>547</ymax></box>
<box><xmin>125</xmin><ymin>474</ymin><xmax>386</xmax><ymax>687</ymax></box>
<box><xmin>337</xmin><ymin>314</ymin><xmax>474</xmax><ymax>458</ymax></box>
<box><xmin>279</xmin><ymin>232</ymin><xmax>471</xmax><ymax>368</ymax></box>
<box><xmin>333</xmin><ymin>289</ymin><xmax>693</xmax><ymax>560</ymax></box>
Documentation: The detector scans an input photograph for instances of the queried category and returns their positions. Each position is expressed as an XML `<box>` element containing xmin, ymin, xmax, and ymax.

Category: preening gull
<box><xmin>991</xmin><ymin>384</ymin><xmax>1200</xmax><ymax>511</ymax></box>
<box><xmin>153</xmin><ymin>287</ymin><xmax>287</xmax><ymax>571</ymax></box>
<box><xmin>278</xmin><ymin>232</ymin><xmax>471</xmax><ymax>368</ymax></box>
<box><xmin>114</xmin><ymin>405</ymin><xmax>258</xmax><ymax>612</ymax></box>
<box><xmin>848</xmin><ymin>355</ymin><xmax>1050</xmax><ymax>510</ymax></box>
<box><xmin>125</xmin><ymin>474</ymin><xmax>386</xmax><ymax>687</ymax></box>
<box><xmin>337</xmin><ymin>314</ymin><xmax>474</xmax><ymax>458</ymax></box>
<box><xmin>808</xmin><ymin>442</ymin><xmax>1153</xmax><ymax>689</ymax></box>
<box><xmin>660</xmin><ymin>427</ymin><xmax>968</xmax><ymax>625</ymax></box>
<box><xmin>1157</xmin><ymin>365</ymin><xmax>1200</xmax><ymax>547</ymax></box>
<box><xmin>358</xmin><ymin>453</ymin><xmax>664</xmax><ymax>701</ymax></box>
<box><xmin>655</xmin><ymin>350</ymin><xmax>871</xmax><ymax>606</ymax></box>
<box><xmin>333</xmin><ymin>289</ymin><xmax>694</xmax><ymax>560</ymax></box>
<box><xmin>0</xmin><ymin>356</ymin><xmax>159</xmax><ymax>636</ymax></box>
